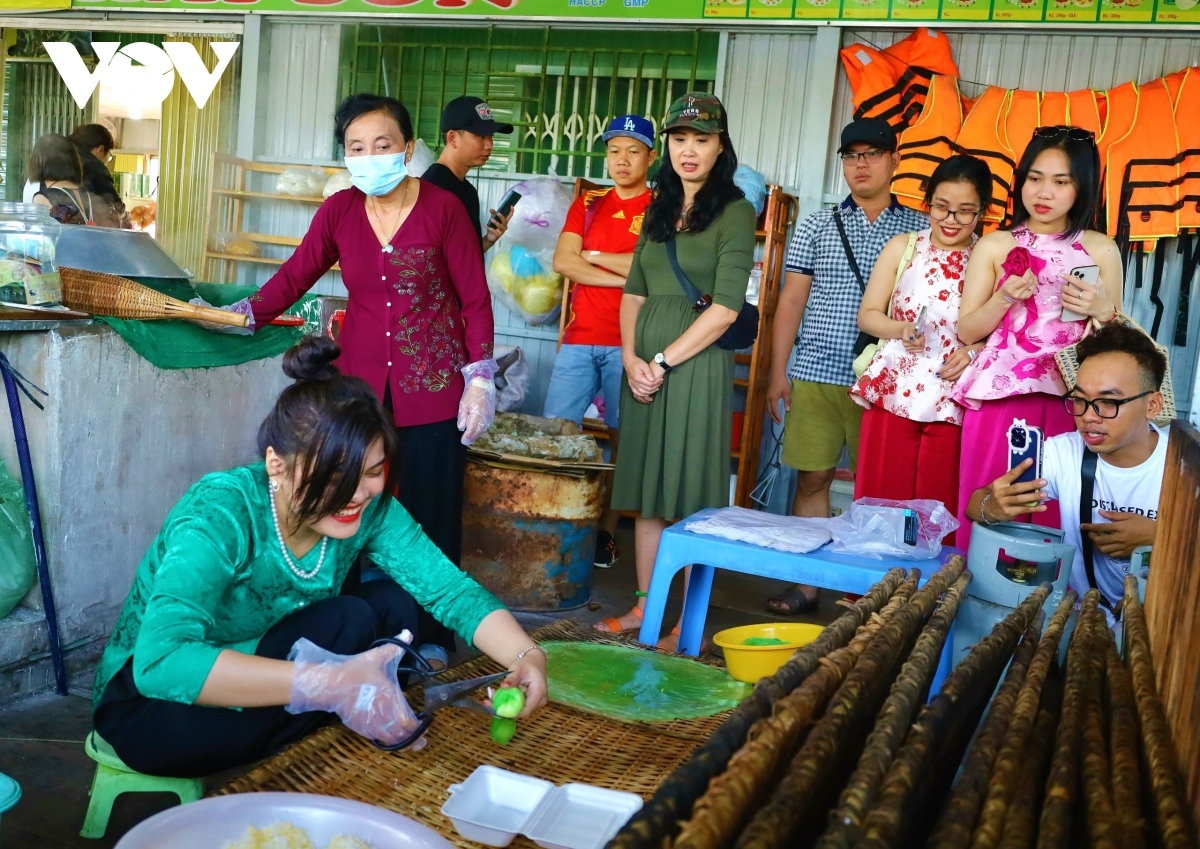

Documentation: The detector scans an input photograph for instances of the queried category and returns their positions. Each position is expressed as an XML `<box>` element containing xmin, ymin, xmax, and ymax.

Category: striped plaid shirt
<box><xmin>786</xmin><ymin>195</ymin><xmax>927</xmax><ymax>387</ymax></box>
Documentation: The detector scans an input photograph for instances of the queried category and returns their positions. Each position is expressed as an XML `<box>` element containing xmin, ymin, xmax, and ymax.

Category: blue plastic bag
<box><xmin>734</xmin><ymin>165</ymin><xmax>768</xmax><ymax>216</ymax></box>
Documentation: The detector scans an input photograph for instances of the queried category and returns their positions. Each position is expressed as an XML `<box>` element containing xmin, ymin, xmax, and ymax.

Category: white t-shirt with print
<box><xmin>1043</xmin><ymin>424</ymin><xmax>1168</xmax><ymax>606</ymax></box>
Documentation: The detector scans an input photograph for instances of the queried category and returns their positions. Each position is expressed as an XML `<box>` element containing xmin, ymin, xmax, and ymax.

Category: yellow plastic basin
<box><xmin>713</xmin><ymin>622</ymin><xmax>826</xmax><ymax>684</ymax></box>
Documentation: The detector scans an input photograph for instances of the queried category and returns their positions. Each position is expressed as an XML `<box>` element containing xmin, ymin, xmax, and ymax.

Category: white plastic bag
<box><xmin>278</xmin><ymin>166</ymin><xmax>328</xmax><ymax>198</ymax></box>
<box><xmin>494</xmin><ymin>345</ymin><xmax>529</xmax><ymax>413</ymax></box>
<box><xmin>686</xmin><ymin>507</ymin><xmax>832</xmax><ymax>554</ymax></box>
<box><xmin>407</xmin><ymin>138</ymin><xmax>435</xmax><ymax>178</ymax></box>
<box><xmin>503</xmin><ymin>176</ymin><xmax>573</xmax><ymax>268</ymax></box>
<box><xmin>322</xmin><ymin>170</ymin><xmax>353</xmax><ymax>198</ymax></box>
<box><xmin>487</xmin><ymin>242</ymin><xmax>563</xmax><ymax>326</ymax></box>
<box><xmin>825</xmin><ymin>498</ymin><xmax>959</xmax><ymax>561</ymax></box>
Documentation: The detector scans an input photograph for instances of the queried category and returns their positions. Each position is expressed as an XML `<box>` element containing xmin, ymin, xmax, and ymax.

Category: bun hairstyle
<box><xmin>259</xmin><ymin>337</ymin><xmax>400</xmax><ymax>525</ymax></box>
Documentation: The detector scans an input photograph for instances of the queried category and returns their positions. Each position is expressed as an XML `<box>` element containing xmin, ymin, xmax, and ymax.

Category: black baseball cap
<box><xmin>440</xmin><ymin>96</ymin><xmax>514</xmax><ymax>136</ymax></box>
<box><xmin>838</xmin><ymin>118</ymin><xmax>897</xmax><ymax>154</ymax></box>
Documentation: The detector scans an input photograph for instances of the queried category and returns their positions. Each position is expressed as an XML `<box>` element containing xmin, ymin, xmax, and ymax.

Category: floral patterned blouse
<box><xmin>250</xmin><ymin>182</ymin><xmax>494</xmax><ymax>427</ymax></box>
<box><xmin>851</xmin><ymin>230</ymin><xmax>975</xmax><ymax>425</ymax></box>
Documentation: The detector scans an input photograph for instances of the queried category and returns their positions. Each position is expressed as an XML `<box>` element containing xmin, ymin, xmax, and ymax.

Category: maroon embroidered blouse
<box><xmin>250</xmin><ymin>182</ymin><xmax>495</xmax><ymax>428</ymax></box>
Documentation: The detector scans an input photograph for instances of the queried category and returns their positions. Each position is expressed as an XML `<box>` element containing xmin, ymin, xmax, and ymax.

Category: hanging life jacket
<box><xmin>955</xmin><ymin>87</ymin><xmax>1015</xmax><ymax>230</ymax></box>
<box><xmin>891</xmin><ymin>74</ymin><xmax>964</xmax><ymax>212</ymax></box>
<box><xmin>1107</xmin><ymin>78</ymin><xmax>1179</xmax><ymax>245</ymax></box>
<box><xmin>1037</xmin><ymin>89</ymin><xmax>1103</xmax><ymax>136</ymax></box>
<box><xmin>841</xmin><ymin>28</ymin><xmax>959</xmax><ymax>130</ymax></box>
<box><xmin>1173</xmin><ymin>68</ymin><xmax>1200</xmax><ymax>231</ymax></box>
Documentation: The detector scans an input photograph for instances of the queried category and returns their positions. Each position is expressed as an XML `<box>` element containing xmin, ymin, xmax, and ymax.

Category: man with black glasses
<box><xmin>966</xmin><ymin>324</ymin><xmax>1168</xmax><ymax>610</ymax></box>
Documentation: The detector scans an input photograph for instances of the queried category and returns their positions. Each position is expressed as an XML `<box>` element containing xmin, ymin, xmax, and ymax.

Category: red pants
<box><xmin>854</xmin><ymin>407</ymin><xmax>963</xmax><ymax>546</ymax></box>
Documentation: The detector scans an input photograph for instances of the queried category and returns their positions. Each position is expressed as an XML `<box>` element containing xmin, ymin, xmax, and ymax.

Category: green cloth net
<box><xmin>96</xmin><ymin>279</ymin><xmax>322</xmax><ymax>371</ymax></box>
<box><xmin>544</xmin><ymin>641</ymin><xmax>751</xmax><ymax>723</ymax></box>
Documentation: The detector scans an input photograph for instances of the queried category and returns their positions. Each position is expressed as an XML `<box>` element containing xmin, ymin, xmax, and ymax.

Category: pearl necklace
<box><xmin>269</xmin><ymin>486</ymin><xmax>328</xmax><ymax>580</ymax></box>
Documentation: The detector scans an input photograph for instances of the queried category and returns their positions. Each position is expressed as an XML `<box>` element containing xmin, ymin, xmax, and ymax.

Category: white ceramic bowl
<box><xmin>114</xmin><ymin>792</ymin><xmax>454</xmax><ymax>849</ymax></box>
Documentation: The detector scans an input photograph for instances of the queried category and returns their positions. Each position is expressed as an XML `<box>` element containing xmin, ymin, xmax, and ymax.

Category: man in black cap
<box><xmin>763</xmin><ymin>117</ymin><xmax>927</xmax><ymax>615</ymax></box>
<box><xmin>423</xmin><ymin>95</ymin><xmax>515</xmax><ymax>254</ymax></box>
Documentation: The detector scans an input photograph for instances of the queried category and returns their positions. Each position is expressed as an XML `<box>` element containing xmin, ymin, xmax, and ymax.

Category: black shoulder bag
<box><xmin>1079</xmin><ymin>449</ymin><xmax>1116</xmax><ymax>612</ymax></box>
<box><xmin>833</xmin><ymin>207</ymin><xmax>878</xmax><ymax>358</ymax></box>
<box><xmin>665</xmin><ymin>234</ymin><xmax>759</xmax><ymax>351</ymax></box>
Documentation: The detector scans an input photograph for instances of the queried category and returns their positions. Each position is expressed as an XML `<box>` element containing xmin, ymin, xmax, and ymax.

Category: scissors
<box><xmin>366</xmin><ymin>636</ymin><xmax>510</xmax><ymax>751</ymax></box>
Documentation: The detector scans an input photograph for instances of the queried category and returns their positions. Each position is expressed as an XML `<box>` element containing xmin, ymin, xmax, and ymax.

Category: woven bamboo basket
<box><xmin>59</xmin><ymin>266</ymin><xmax>250</xmax><ymax>329</ymax></box>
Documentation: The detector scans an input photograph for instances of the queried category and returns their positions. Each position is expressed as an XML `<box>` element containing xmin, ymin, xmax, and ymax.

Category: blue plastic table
<box><xmin>638</xmin><ymin>508</ymin><xmax>965</xmax><ymax>690</ymax></box>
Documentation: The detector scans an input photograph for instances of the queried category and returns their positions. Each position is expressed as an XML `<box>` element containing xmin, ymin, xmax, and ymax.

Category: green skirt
<box><xmin>611</xmin><ymin>296</ymin><xmax>733</xmax><ymax>521</ymax></box>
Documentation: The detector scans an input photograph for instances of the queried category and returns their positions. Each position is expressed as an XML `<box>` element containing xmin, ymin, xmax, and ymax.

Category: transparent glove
<box><xmin>187</xmin><ymin>296</ymin><xmax>255</xmax><ymax>336</ymax></box>
<box><xmin>286</xmin><ymin>629</ymin><xmax>424</xmax><ymax>749</ymax></box>
<box><xmin>458</xmin><ymin>359</ymin><xmax>499</xmax><ymax>446</ymax></box>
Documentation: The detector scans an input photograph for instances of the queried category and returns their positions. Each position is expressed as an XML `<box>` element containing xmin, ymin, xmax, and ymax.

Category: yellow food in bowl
<box><xmin>223</xmin><ymin>824</ymin><xmax>372</xmax><ymax>849</ymax></box>
<box><xmin>713</xmin><ymin>623</ymin><xmax>826</xmax><ymax>683</ymax></box>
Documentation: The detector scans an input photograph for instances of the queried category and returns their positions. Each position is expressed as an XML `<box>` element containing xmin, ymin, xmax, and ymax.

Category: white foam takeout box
<box><xmin>440</xmin><ymin>765</ymin><xmax>643</xmax><ymax>849</ymax></box>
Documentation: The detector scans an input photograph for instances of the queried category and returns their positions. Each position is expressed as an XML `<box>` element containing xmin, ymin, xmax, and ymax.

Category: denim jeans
<box><xmin>543</xmin><ymin>344</ymin><xmax>624</xmax><ymax>429</ymax></box>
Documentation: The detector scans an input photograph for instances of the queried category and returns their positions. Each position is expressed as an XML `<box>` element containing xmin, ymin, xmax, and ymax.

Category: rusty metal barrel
<box><xmin>461</xmin><ymin>459</ymin><xmax>603</xmax><ymax>611</ymax></box>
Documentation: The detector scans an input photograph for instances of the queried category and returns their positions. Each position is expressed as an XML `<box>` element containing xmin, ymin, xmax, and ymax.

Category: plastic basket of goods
<box><xmin>113</xmin><ymin>793</ymin><xmax>453</xmax><ymax>849</ymax></box>
<box><xmin>713</xmin><ymin>622</ymin><xmax>826</xmax><ymax>683</ymax></box>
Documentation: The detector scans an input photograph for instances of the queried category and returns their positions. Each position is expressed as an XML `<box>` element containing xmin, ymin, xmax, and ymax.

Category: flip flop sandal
<box><xmin>766</xmin><ymin>586</ymin><xmax>819</xmax><ymax>616</ymax></box>
<box><xmin>595</xmin><ymin>605</ymin><xmax>644</xmax><ymax>634</ymax></box>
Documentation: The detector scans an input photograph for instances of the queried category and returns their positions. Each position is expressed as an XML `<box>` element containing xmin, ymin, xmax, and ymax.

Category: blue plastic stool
<box><xmin>0</xmin><ymin>771</ymin><xmax>20</xmax><ymax>837</ymax></box>
<box><xmin>637</xmin><ymin>508</ymin><xmax>964</xmax><ymax>693</ymax></box>
<box><xmin>80</xmin><ymin>731</ymin><xmax>202</xmax><ymax>839</ymax></box>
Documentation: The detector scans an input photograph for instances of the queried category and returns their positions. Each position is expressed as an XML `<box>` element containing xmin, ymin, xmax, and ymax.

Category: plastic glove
<box><xmin>458</xmin><ymin>359</ymin><xmax>499</xmax><ymax>446</ymax></box>
<box><xmin>187</xmin><ymin>296</ymin><xmax>255</xmax><ymax>336</ymax></box>
<box><xmin>286</xmin><ymin>629</ymin><xmax>425</xmax><ymax>749</ymax></box>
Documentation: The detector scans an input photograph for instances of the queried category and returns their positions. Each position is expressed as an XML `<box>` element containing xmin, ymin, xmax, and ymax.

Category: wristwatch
<box><xmin>653</xmin><ymin>353</ymin><xmax>673</xmax><ymax>373</ymax></box>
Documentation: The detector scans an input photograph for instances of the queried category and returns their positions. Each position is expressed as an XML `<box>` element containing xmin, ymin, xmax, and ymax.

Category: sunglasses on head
<box><xmin>1033</xmin><ymin>125</ymin><xmax>1096</xmax><ymax>145</ymax></box>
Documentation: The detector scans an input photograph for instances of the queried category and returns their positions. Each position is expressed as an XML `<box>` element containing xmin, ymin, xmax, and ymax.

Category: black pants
<box><xmin>93</xmin><ymin>581</ymin><xmax>426</xmax><ymax>778</ymax></box>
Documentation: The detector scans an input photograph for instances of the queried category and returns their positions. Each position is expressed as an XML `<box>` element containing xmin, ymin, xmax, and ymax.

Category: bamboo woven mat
<box><xmin>216</xmin><ymin>620</ymin><xmax>733</xmax><ymax>848</ymax></box>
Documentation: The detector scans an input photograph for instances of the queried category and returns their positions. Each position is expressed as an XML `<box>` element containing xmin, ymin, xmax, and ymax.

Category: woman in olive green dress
<box><xmin>595</xmin><ymin>93</ymin><xmax>756</xmax><ymax>648</ymax></box>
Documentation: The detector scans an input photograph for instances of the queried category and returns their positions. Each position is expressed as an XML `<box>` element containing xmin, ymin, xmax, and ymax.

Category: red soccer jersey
<box><xmin>561</xmin><ymin>187</ymin><xmax>652</xmax><ymax>347</ymax></box>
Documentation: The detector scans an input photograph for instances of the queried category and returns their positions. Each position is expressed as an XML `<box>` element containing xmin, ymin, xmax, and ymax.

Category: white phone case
<box><xmin>1062</xmin><ymin>265</ymin><xmax>1100</xmax><ymax>323</ymax></box>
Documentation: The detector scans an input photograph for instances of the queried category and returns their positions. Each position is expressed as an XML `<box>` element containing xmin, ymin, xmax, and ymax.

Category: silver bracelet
<box><xmin>979</xmin><ymin>493</ymin><xmax>997</xmax><ymax>526</ymax></box>
<box><xmin>515</xmin><ymin>644</ymin><xmax>545</xmax><ymax>662</ymax></box>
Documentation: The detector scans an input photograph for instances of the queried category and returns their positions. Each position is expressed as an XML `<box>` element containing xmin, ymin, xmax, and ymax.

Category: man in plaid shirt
<box><xmin>765</xmin><ymin>118</ymin><xmax>927</xmax><ymax>615</ymax></box>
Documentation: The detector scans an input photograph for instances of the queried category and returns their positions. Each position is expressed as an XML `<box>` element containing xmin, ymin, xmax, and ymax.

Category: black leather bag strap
<box><xmin>1079</xmin><ymin>449</ymin><xmax>1113</xmax><ymax>611</ymax></box>
<box><xmin>832</xmin><ymin>207</ymin><xmax>867</xmax><ymax>294</ymax></box>
<box><xmin>665</xmin><ymin>234</ymin><xmax>707</xmax><ymax>308</ymax></box>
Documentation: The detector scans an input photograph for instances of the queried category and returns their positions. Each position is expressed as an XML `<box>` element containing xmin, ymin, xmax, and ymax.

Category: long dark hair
<box><xmin>258</xmin><ymin>337</ymin><xmax>401</xmax><ymax>526</ymax></box>
<box><xmin>27</xmin><ymin>133</ymin><xmax>83</xmax><ymax>183</ymax></box>
<box><xmin>643</xmin><ymin>129</ymin><xmax>743</xmax><ymax>243</ymax></box>
<box><xmin>924</xmin><ymin>154</ymin><xmax>993</xmax><ymax>216</ymax></box>
<box><xmin>1010</xmin><ymin>129</ymin><xmax>1100</xmax><ymax>240</ymax></box>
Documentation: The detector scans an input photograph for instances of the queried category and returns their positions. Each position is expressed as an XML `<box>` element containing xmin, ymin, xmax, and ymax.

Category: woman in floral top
<box><xmin>851</xmin><ymin>156</ymin><xmax>993</xmax><ymax>544</ymax></box>
<box><xmin>243</xmin><ymin>95</ymin><xmax>497</xmax><ymax>665</ymax></box>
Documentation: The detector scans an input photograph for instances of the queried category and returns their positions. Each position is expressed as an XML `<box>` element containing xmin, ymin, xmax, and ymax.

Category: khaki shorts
<box><xmin>781</xmin><ymin>380</ymin><xmax>863</xmax><ymax>472</ymax></box>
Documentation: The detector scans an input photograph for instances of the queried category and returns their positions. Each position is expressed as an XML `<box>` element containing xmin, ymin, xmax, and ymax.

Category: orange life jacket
<box><xmin>955</xmin><ymin>86</ymin><xmax>1015</xmax><ymax>229</ymax></box>
<box><xmin>1005</xmin><ymin>90</ymin><xmax>1042</xmax><ymax>173</ymax></box>
<box><xmin>1097</xmin><ymin>81</ymin><xmax>1139</xmax><ymax>232</ymax></box>
<box><xmin>892</xmin><ymin>74</ymin><xmax>964</xmax><ymax>212</ymax></box>
<box><xmin>1105</xmin><ymin>78</ymin><xmax>1179</xmax><ymax>243</ymax></box>
<box><xmin>841</xmin><ymin>28</ymin><xmax>959</xmax><ymax>130</ymax></box>
<box><xmin>1173</xmin><ymin>68</ymin><xmax>1200</xmax><ymax>231</ymax></box>
<box><xmin>1037</xmin><ymin>89</ymin><xmax>1103</xmax><ymax>136</ymax></box>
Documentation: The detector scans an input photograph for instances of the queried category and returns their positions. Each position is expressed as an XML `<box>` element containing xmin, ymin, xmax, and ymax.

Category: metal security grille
<box><xmin>339</xmin><ymin>26</ymin><xmax>718</xmax><ymax>179</ymax></box>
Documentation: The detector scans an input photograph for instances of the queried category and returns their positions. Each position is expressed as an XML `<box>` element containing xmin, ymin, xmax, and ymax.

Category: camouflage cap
<box><xmin>662</xmin><ymin>92</ymin><xmax>725</xmax><ymax>135</ymax></box>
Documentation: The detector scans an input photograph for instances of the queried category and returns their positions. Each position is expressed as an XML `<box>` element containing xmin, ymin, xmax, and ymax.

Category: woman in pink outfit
<box><xmin>953</xmin><ymin>127</ymin><xmax>1123</xmax><ymax>547</ymax></box>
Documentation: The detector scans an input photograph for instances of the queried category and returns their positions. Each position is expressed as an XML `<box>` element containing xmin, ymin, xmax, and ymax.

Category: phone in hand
<box><xmin>1062</xmin><ymin>264</ymin><xmax>1099</xmax><ymax>322</ymax></box>
<box><xmin>1007</xmin><ymin>418</ymin><xmax>1045</xmax><ymax>487</ymax></box>
<box><xmin>913</xmin><ymin>305</ymin><xmax>928</xmax><ymax>350</ymax></box>
<box><xmin>492</xmin><ymin>189</ymin><xmax>522</xmax><ymax>224</ymax></box>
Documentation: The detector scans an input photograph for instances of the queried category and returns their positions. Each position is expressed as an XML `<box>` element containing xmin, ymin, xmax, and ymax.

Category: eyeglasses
<box><xmin>840</xmin><ymin>149</ymin><xmax>888</xmax><ymax>166</ymax></box>
<box><xmin>1033</xmin><ymin>126</ymin><xmax>1096</xmax><ymax>145</ymax></box>
<box><xmin>1062</xmin><ymin>390</ymin><xmax>1153</xmax><ymax>419</ymax></box>
<box><xmin>928</xmin><ymin>204</ymin><xmax>980</xmax><ymax>225</ymax></box>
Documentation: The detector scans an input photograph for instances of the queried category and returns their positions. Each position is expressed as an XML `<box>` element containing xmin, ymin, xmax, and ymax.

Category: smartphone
<box><xmin>493</xmin><ymin>189</ymin><xmax>522</xmax><ymax>222</ymax></box>
<box><xmin>1062</xmin><ymin>265</ymin><xmax>1099</xmax><ymax>322</ymax></box>
<box><xmin>1007</xmin><ymin>418</ymin><xmax>1045</xmax><ymax>487</ymax></box>
<box><xmin>914</xmin><ymin>305</ymin><xmax>928</xmax><ymax>346</ymax></box>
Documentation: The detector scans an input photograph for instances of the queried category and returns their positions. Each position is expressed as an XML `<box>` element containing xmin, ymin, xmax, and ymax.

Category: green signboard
<box><xmin>71</xmin><ymin>0</ymin><xmax>1200</xmax><ymax>22</ymax></box>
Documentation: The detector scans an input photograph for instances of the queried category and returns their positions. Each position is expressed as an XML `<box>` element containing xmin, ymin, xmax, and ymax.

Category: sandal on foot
<box><xmin>658</xmin><ymin>625</ymin><xmax>708</xmax><ymax>653</ymax></box>
<box><xmin>766</xmin><ymin>587</ymin><xmax>819</xmax><ymax>616</ymax></box>
<box><xmin>595</xmin><ymin>605</ymin><xmax>643</xmax><ymax>634</ymax></box>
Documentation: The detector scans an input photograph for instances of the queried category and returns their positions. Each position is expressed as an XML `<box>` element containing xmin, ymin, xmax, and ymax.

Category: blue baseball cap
<box><xmin>602</xmin><ymin>115</ymin><xmax>655</xmax><ymax>149</ymax></box>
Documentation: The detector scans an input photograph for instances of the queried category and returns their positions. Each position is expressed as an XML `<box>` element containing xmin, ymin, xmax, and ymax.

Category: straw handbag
<box><xmin>58</xmin><ymin>267</ymin><xmax>249</xmax><ymax>329</ymax></box>
<box><xmin>1055</xmin><ymin>313</ymin><xmax>1175</xmax><ymax>427</ymax></box>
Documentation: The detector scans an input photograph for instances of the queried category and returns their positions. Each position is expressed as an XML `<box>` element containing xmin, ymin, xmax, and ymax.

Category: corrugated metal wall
<box><xmin>823</xmin><ymin>28</ymin><xmax>1200</xmax><ymax>417</ymax></box>
<box><xmin>722</xmin><ymin>31</ymin><xmax>816</xmax><ymax>194</ymax></box>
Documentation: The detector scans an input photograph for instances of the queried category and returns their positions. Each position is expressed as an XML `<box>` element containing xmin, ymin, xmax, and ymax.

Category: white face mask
<box><xmin>344</xmin><ymin>153</ymin><xmax>408</xmax><ymax>197</ymax></box>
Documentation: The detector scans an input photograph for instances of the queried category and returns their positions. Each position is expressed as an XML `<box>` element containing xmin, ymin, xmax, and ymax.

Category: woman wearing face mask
<box><xmin>596</xmin><ymin>93</ymin><xmax>755</xmax><ymax>649</ymax></box>
<box><xmin>91</xmin><ymin>337</ymin><xmax>545</xmax><ymax>777</ymax></box>
<box><xmin>850</xmin><ymin>155</ymin><xmax>993</xmax><ymax>545</ymax></box>
<box><xmin>952</xmin><ymin>127</ymin><xmax>1123</xmax><ymax>542</ymax></box>
<box><xmin>210</xmin><ymin>94</ymin><xmax>496</xmax><ymax>667</ymax></box>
